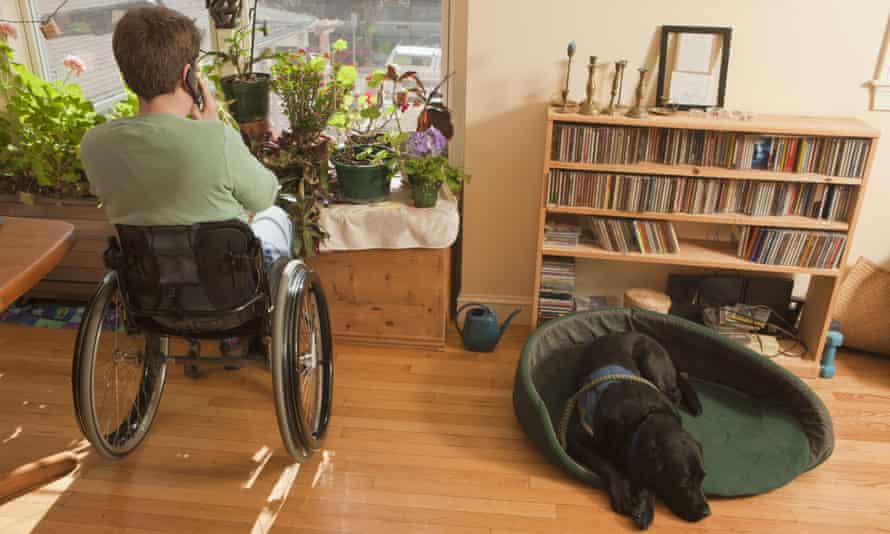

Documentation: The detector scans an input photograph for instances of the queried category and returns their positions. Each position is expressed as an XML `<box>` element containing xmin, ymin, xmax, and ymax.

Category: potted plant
<box><xmin>398</xmin><ymin>127</ymin><xmax>470</xmax><ymax>208</ymax></box>
<box><xmin>203</xmin><ymin>23</ymin><xmax>273</xmax><ymax>125</ymax></box>
<box><xmin>0</xmin><ymin>45</ymin><xmax>119</xmax><ymax>299</ymax></box>
<box><xmin>328</xmin><ymin>65</ymin><xmax>427</xmax><ymax>202</ymax></box>
<box><xmin>266</xmin><ymin>40</ymin><xmax>356</xmax><ymax>179</ymax></box>
<box><xmin>261</xmin><ymin>39</ymin><xmax>357</xmax><ymax>256</ymax></box>
<box><xmin>331</xmin><ymin>143</ymin><xmax>396</xmax><ymax>202</ymax></box>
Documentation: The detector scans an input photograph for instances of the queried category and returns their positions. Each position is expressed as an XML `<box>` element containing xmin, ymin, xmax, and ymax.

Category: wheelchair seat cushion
<box><xmin>107</xmin><ymin>220</ymin><xmax>266</xmax><ymax>333</ymax></box>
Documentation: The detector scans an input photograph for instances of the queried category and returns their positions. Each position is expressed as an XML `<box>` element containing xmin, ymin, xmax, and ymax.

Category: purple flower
<box><xmin>406</xmin><ymin>127</ymin><xmax>447</xmax><ymax>157</ymax></box>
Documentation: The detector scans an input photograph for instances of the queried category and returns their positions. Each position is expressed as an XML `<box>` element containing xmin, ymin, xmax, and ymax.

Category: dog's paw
<box><xmin>609</xmin><ymin>480</ymin><xmax>654</xmax><ymax>529</ymax></box>
<box><xmin>631</xmin><ymin>488</ymin><xmax>655</xmax><ymax>530</ymax></box>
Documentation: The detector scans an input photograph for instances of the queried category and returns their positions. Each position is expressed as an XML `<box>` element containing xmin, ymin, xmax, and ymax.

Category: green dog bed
<box><xmin>513</xmin><ymin>308</ymin><xmax>833</xmax><ymax>497</ymax></box>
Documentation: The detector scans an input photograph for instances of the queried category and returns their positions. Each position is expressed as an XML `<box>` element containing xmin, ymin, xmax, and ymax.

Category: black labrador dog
<box><xmin>566</xmin><ymin>332</ymin><xmax>709</xmax><ymax>529</ymax></box>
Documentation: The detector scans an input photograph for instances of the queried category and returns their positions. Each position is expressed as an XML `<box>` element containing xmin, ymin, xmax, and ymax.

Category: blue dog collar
<box><xmin>577</xmin><ymin>365</ymin><xmax>636</xmax><ymax>435</ymax></box>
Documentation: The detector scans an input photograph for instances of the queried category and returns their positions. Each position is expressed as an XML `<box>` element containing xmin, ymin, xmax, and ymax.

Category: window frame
<box><xmin>17</xmin><ymin>0</ymin><xmax>225</xmax><ymax>111</ymax></box>
<box><xmin>16</xmin><ymin>0</ymin><xmax>453</xmax><ymax>115</ymax></box>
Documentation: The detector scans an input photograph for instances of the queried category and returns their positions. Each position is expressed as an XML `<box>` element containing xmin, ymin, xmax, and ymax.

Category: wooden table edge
<box><xmin>0</xmin><ymin>218</ymin><xmax>76</xmax><ymax>310</ymax></box>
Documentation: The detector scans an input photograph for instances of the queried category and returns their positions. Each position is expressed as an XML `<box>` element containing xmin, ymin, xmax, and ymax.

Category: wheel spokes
<box><xmin>91</xmin><ymin>290</ymin><xmax>152</xmax><ymax>451</ymax></box>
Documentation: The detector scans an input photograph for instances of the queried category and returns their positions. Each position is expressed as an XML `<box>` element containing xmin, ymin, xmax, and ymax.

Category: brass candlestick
<box><xmin>559</xmin><ymin>41</ymin><xmax>577</xmax><ymax>112</ymax></box>
<box><xmin>626</xmin><ymin>67</ymin><xmax>649</xmax><ymax>119</ymax></box>
<box><xmin>606</xmin><ymin>60</ymin><xmax>627</xmax><ymax>115</ymax></box>
<box><xmin>579</xmin><ymin>56</ymin><xmax>599</xmax><ymax>115</ymax></box>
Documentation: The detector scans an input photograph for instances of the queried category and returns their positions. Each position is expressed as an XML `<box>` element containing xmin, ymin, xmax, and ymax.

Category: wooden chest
<box><xmin>308</xmin><ymin>247</ymin><xmax>451</xmax><ymax>350</ymax></box>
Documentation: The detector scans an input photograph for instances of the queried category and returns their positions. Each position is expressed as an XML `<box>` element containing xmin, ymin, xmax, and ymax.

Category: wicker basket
<box><xmin>832</xmin><ymin>257</ymin><xmax>890</xmax><ymax>355</ymax></box>
<box><xmin>624</xmin><ymin>288</ymin><xmax>672</xmax><ymax>314</ymax></box>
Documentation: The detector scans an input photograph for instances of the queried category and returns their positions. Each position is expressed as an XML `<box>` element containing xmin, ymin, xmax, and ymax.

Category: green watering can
<box><xmin>455</xmin><ymin>303</ymin><xmax>521</xmax><ymax>352</ymax></box>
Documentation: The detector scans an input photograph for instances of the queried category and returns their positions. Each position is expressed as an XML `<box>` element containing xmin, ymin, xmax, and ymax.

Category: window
<box><xmin>252</xmin><ymin>0</ymin><xmax>445</xmax><ymax>133</ymax></box>
<box><xmin>32</xmin><ymin>0</ymin><xmax>212</xmax><ymax>105</ymax></box>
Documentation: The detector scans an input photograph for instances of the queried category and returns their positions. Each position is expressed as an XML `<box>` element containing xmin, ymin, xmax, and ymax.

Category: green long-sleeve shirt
<box><xmin>80</xmin><ymin>112</ymin><xmax>278</xmax><ymax>226</ymax></box>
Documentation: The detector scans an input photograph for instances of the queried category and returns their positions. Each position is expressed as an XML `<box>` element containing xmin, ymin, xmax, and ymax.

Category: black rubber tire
<box><xmin>72</xmin><ymin>272</ymin><xmax>168</xmax><ymax>460</ymax></box>
<box><xmin>271</xmin><ymin>260</ymin><xmax>334</xmax><ymax>461</ymax></box>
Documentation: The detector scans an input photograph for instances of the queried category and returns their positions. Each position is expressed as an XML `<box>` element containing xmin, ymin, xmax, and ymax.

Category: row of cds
<box><xmin>736</xmin><ymin>227</ymin><xmax>847</xmax><ymax>269</ymax></box>
<box><xmin>585</xmin><ymin>217</ymin><xmax>680</xmax><ymax>254</ymax></box>
<box><xmin>539</xmin><ymin>257</ymin><xmax>576</xmax><ymax>321</ymax></box>
<box><xmin>551</xmin><ymin>124</ymin><xmax>871</xmax><ymax>178</ymax></box>
<box><xmin>547</xmin><ymin>170</ymin><xmax>853</xmax><ymax>221</ymax></box>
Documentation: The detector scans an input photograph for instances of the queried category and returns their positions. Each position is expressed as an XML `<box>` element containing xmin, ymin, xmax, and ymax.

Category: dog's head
<box><xmin>641</xmin><ymin>428</ymin><xmax>710</xmax><ymax>522</ymax></box>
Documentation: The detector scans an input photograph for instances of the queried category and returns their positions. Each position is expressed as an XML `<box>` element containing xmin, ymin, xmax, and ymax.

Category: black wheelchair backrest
<box><xmin>104</xmin><ymin>220</ymin><xmax>265</xmax><ymax>321</ymax></box>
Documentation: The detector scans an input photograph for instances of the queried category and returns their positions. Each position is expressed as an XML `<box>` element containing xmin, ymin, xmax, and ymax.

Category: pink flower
<box><xmin>63</xmin><ymin>55</ymin><xmax>86</xmax><ymax>76</ymax></box>
<box><xmin>0</xmin><ymin>22</ymin><xmax>17</xmax><ymax>40</ymax></box>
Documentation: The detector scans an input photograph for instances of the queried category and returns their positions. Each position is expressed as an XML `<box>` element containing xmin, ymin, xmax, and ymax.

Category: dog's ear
<box><xmin>677</xmin><ymin>372</ymin><xmax>703</xmax><ymax>416</ymax></box>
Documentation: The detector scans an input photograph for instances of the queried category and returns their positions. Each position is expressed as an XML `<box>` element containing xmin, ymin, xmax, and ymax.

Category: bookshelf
<box><xmin>532</xmin><ymin>108</ymin><xmax>881</xmax><ymax>366</ymax></box>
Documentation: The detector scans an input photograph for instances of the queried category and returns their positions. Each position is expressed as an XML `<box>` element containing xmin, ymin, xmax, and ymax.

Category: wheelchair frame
<box><xmin>71</xmin><ymin>222</ymin><xmax>334</xmax><ymax>463</ymax></box>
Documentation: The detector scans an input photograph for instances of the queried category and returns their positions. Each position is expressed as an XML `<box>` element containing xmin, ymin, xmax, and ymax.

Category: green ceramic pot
<box><xmin>220</xmin><ymin>73</ymin><xmax>270</xmax><ymax>123</ymax></box>
<box><xmin>412</xmin><ymin>181</ymin><xmax>439</xmax><ymax>208</ymax></box>
<box><xmin>333</xmin><ymin>145</ymin><xmax>393</xmax><ymax>203</ymax></box>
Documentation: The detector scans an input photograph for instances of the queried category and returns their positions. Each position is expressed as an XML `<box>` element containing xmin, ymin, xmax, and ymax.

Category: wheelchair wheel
<box><xmin>271</xmin><ymin>261</ymin><xmax>334</xmax><ymax>461</ymax></box>
<box><xmin>72</xmin><ymin>272</ymin><xmax>168</xmax><ymax>460</ymax></box>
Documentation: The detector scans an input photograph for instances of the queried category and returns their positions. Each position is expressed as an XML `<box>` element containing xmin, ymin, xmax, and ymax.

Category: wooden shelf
<box><xmin>541</xmin><ymin>239</ymin><xmax>841</xmax><ymax>277</ymax></box>
<box><xmin>534</xmin><ymin>108</ymin><xmax>879</xmax><ymax>364</ymax></box>
<box><xmin>545</xmin><ymin>206</ymin><xmax>850</xmax><ymax>231</ymax></box>
<box><xmin>545</xmin><ymin>161</ymin><xmax>863</xmax><ymax>185</ymax></box>
<box><xmin>547</xmin><ymin>108</ymin><xmax>881</xmax><ymax>138</ymax></box>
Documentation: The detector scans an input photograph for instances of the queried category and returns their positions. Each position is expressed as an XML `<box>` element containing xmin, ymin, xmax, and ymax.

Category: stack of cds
<box><xmin>539</xmin><ymin>257</ymin><xmax>576</xmax><ymax>322</ymax></box>
<box><xmin>544</xmin><ymin>223</ymin><xmax>582</xmax><ymax>248</ymax></box>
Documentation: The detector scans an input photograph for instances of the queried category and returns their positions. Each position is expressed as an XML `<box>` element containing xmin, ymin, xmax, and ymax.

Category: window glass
<box><xmin>35</xmin><ymin>0</ymin><xmax>212</xmax><ymax>103</ymax></box>
<box><xmin>252</xmin><ymin>0</ymin><xmax>444</xmax><ymax>133</ymax></box>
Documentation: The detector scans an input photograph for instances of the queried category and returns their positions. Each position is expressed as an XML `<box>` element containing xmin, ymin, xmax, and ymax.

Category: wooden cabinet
<box><xmin>309</xmin><ymin>247</ymin><xmax>451</xmax><ymax>350</ymax></box>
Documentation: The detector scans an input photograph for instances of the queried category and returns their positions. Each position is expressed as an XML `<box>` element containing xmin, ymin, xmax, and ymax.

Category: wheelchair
<box><xmin>71</xmin><ymin>220</ymin><xmax>333</xmax><ymax>462</ymax></box>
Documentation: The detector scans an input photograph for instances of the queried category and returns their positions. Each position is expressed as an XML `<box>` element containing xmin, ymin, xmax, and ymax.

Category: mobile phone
<box><xmin>185</xmin><ymin>62</ymin><xmax>204</xmax><ymax>111</ymax></box>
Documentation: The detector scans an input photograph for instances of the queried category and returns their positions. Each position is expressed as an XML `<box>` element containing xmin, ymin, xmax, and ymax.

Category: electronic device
<box><xmin>185</xmin><ymin>61</ymin><xmax>204</xmax><ymax>111</ymax></box>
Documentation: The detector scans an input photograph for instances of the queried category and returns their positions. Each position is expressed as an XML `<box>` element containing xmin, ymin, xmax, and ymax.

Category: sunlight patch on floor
<box><xmin>312</xmin><ymin>449</ymin><xmax>335</xmax><ymax>489</ymax></box>
<box><xmin>250</xmin><ymin>462</ymin><xmax>301</xmax><ymax>534</ymax></box>
<box><xmin>243</xmin><ymin>445</ymin><xmax>273</xmax><ymax>490</ymax></box>
<box><xmin>2</xmin><ymin>427</ymin><xmax>21</xmax><ymax>445</ymax></box>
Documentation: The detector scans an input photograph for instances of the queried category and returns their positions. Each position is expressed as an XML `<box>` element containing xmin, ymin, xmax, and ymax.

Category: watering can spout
<box><xmin>499</xmin><ymin>308</ymin><xmax>522</xmax><ymax>338</ymax></box>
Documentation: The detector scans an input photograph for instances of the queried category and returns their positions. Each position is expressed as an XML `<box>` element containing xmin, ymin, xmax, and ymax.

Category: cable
<box><xmin>0</xmin><ymin>0</ymin><xmax>71</xmax><ymax>25</ymax></box>
<box><xmin>736</xmin><ymin>304</ymin><xmax>808</xmax><ymax>359</ymax></box>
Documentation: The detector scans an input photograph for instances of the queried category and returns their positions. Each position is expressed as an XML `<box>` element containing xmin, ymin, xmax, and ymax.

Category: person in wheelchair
<box><xmin>80</xmin><ymin>6</ymin><xmax>288</xmax><ymax>357</ymax></box>
<box><xmin>73</xmin><ymin>6</ymin><xmax>333</xmax><ymax>463</ymax></box>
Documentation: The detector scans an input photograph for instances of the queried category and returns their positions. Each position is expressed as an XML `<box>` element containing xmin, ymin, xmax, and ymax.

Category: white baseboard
<box><xmin>457</xmin><ymin>293</ymin><xmax>534</xmax><ymax>325</ymax></box>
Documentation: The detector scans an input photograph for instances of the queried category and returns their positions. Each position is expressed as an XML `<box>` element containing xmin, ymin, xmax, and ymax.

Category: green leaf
<box><xmin>332</xmin><ymin>39</ymin><xmax>348</xmax><ymax>52</ymax></box>
<box><xmin>328</xmin><ymin>111</ymin><xmax>348</xmax><ymax>128</ymax></box>
<box><xmin>336</xmin><ymin>65</ymin><xmax>358</xmax><ymax>86</ymax></box>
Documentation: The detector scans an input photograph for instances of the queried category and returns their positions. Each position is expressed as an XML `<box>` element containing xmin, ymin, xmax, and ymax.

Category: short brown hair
<box><xmin>112</xmin><ymin>6</ymin><xmax>201</xmax><ymax>100</ymax></box>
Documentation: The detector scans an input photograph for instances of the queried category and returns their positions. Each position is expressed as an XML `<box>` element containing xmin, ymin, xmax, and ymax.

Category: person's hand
<box><xmin>190</xmin><ymin>75</ymin><xmax>218</xmax><ymax>121</ymax></box>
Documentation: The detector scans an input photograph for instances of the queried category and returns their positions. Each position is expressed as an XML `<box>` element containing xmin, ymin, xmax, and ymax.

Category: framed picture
<box><xmin>656</xmin><ymin>26</ymin><xmax>732</xmax><ymax>110</ymax></box>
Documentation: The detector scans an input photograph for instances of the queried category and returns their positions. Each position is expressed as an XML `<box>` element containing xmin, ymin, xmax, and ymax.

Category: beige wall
<box><xmin>456</xmin><ymin>0</ymin><xmax>890</xmax><ymax>324</ymax></box>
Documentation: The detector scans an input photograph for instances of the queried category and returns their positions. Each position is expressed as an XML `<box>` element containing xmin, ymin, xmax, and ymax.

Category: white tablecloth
<box><xmin>319</xmin><ymin>180</ymin><xmax>460</xmax><ymax>252</ymax></box>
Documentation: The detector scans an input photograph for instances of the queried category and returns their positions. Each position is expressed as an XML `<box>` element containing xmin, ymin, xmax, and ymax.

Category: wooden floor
<box><xmin>0</xmin><ymin>323</ymin><xmax>889</xmax><ymax>533</ymax></box>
